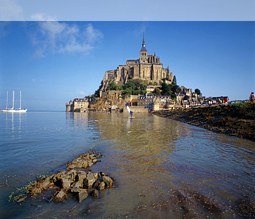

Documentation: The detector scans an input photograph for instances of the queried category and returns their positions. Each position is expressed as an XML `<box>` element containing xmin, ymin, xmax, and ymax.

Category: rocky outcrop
<box><xmin>153</xmin><ymin>103</ymin><xmax>255</xmax><ymax>142</ymax></box>
<box><xmin>12</xmin><ymin>151</ymin><xmax>114</xmax><ymax>203</ymax></box>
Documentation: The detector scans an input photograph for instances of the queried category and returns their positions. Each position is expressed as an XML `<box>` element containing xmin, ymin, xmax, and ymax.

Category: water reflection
<box><xmin>88</xmin><ymin>113</ymin><xmax>186</xmax><ymax>218</ymax></box>
<box><xmin>66</xmin><ymin>112</ymin><xmax>88</xmax><ymax>127</ymax></box>
<box><xmin>86</xmin><ymin>112</ymin><xmax>255</xmax><ymax>218</ymax></box>
<box><xmin>1</xmin><ymin>112</ymin><xmax>254</xmax><ymax>218</ymax></box>
<box><xmin>0</xmin><ymin>112</ymin><xmax>100</xmax><ymax>219</ymax></box>
<box><xmin>1</xmin><ymin>112</ymin><xmax>24</xmax><ymax>132</ymax></box>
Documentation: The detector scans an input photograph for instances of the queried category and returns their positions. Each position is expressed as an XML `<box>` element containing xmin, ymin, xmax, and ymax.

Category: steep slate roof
<box><xmin>140</xmin><ymin>34</ymin><xmax>147</xmax><ymax>52</ymax></box>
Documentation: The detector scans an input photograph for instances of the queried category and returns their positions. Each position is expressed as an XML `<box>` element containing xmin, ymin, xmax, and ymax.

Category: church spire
<box><xmin>142</xmin><ymin>33</ymin><xmax>145</xmax><ymax>46</ymax></box>
<box><xmin>140</xmin><ymin>33</ymin><xmax>147</xmax><ymax>52</ymax></box>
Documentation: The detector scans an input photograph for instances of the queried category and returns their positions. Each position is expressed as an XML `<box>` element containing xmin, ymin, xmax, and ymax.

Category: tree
<box><xmin>161</xmin><ymin>82</ymin><xmax>172</xmax><ymax>95</ymax></box>
<box><xmin>122</xmin><ymin>79</ymin><xmax>147</xmax><ymax>96</ymax></box>
<box><xmin>122</xmin><ymin>88</ymin><xmax>132</xmax><ymax>96</ymax></box>
<box><xmin>195</xmin><ymin>88</ymin><xmax>201</xmax><ymax>95</ymax></box>
<box><xmin>172</xmin><ymin>84</ymin><xmax>180</xmax><ymax>93</ymax></box>
<box><xmin>123</xmin><ymin>80</ymin><xmax>136</xmax><ymax>90</ymax></box>
<box><xmin>172</xmin><ymin>76</ymin><xmax>177</xmax><ymax>85</ymax></box>
<box><xmin>175</xmin><ymin>86</ymin><xmax>182</xmax><ymax>94</ymax></box>
<box><xmin>108</xmin><ymin>82</ymin><xmax>121</xmax><ymax>90</ymax></box>
<box><xmin>153</xmin><ymin>87</ymin><xmax>161</xmax><ymax>95</ymax></box>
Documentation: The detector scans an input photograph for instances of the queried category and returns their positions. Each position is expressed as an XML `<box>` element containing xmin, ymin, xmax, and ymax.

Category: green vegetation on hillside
<box><xmin>106</xmin><ymin>80</ymin><xmax>147</xmax><ymax>96</ymax></box>
<box><xmin>95</xmin><ymin>76</ymin><xmax>202</xmax><ymax>99</ymax></box>
<box><xmin>159</xmin><ymin>82</ymin><xmax>181</xmax><ymax>99</ymax></box>
<box><xmin>122</xmin><ymin>80</ymin><xmax>147</xmax><ymax>95</ymax></box>
<box><xmin>107</xmin><ymin>82</ymin><xmax>122</xmax><ymax>91</ymax></box>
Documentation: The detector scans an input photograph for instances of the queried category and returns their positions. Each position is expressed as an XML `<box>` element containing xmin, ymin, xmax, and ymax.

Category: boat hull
<box><xmin>1</xmin><ymin>109</ymin><xmax>27</xmax><ymax>113</ymax></box>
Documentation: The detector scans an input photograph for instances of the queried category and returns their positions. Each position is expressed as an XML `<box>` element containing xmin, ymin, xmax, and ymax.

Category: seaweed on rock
<box><xmin>10</xmin><ymin>151</ymin><xmax>114</xmax><ymax>203</ymax></box>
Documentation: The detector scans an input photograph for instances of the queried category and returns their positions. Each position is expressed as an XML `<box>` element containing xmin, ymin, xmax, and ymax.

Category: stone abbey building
<box><xmin>99</xmin><ymin>36</ymin><xmax>174</xmax><ymax>97</ymax></box>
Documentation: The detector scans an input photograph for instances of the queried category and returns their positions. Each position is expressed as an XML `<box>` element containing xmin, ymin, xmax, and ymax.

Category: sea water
<box><xmin>0</xmin><ymin>112</ymin><xmax>254</xmax><ymax>218</ymax></box>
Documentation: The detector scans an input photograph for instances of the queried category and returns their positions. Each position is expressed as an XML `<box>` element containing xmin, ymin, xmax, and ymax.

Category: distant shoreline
<box><xmin>153</xmin><ymin>103</ymin><xmax>255</xmax><ymax>142</ymax></box>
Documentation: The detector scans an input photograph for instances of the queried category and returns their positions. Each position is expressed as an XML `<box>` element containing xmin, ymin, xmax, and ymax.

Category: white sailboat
<box><xmin>1</xmin><ymin>90</ymin><xmax>27</xmax><ymax>113</ymax></box>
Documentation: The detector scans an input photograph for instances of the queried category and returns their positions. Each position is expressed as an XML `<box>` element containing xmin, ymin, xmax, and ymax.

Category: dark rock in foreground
<box><xmin>12</xmin><ymin>151</ymin><xmax>114</xmax><ymax>203</ymax></box>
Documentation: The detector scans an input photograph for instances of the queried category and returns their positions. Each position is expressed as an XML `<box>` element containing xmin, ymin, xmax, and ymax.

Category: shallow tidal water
<box><xmin>0</xmin><ymin>112</ymin><xmax>254</xmax><ymax>218</ymax></box>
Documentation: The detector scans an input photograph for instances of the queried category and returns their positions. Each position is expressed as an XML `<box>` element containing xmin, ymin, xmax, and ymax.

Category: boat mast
<box><xmin>6</xmin><ymin>91</ymin><xmax>8</xmax><ymax>109</ymax></box>
<box><xmin>12</xmin><ymin>90</ymin><xmax>15</xmax><ymax>109</ymax></box>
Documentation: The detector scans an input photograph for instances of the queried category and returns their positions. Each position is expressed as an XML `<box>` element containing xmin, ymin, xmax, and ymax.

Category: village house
<box><xmin>66</xmin><ymin>98</ymin><xmax>89</xmax><ymax>112</ymax></box>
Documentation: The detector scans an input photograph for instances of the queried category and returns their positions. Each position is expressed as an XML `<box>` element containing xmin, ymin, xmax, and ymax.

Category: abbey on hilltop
<box><xmin>99</xmin><ymin>35</ymin><xmax>174</xmax><ymax>97</ymax></box>
<box><xmin>66</xmin><ymin>36</ymin><xmax>211</xmax><ymax>112</ymax></box>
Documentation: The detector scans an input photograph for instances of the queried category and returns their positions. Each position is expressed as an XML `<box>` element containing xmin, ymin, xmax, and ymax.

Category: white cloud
<box><xmin>59</xmin><ymin>41</ymin><xmax>93</xmax><ymax>54</ymax></box>
<box><xmin>0</xmin><ymin>0</ymin><xmax>24</xmax><ymax>20</ymax></box>
<box><xmin>85</xmin><ymin>24</ymin><xmax>103</xmax><ymax>43</ymax></box>
<box><xmin>32</xmin><ymin>22</ymin><xmax>103</xmax><ymax>57</ymax></box>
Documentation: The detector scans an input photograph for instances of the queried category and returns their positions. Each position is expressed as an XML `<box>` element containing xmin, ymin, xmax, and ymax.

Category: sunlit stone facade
<box><xmin>100</xmin><ymin>36</ymin><xmax>174</xmax><ymax>96</ymax></box>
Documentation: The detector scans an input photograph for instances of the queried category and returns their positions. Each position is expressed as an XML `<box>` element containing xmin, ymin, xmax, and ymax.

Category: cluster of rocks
<box><xmin>14</xmin><ymin>151</ymin><xmax>114</xmax><ymax>203</ymax></box>
<box><xmin>67</xmin><ymin>151</ymin><xmax>101</xmax><ymax>170</ymax></box>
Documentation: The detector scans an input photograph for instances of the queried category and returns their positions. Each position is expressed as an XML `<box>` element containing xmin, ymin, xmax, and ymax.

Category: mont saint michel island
<box><xmin>66</xmin><ymin>36</ymin><xmax>255</xmax><ymax>142</ymax></box>
<box><xmin>66</xmin><ymin>36</ymin><xmax>206</xmax><ymax>113</ymax></box>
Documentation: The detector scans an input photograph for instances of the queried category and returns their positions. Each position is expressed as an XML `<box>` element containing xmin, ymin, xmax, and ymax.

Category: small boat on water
<box><xmin>1</xmin><ymin>90</ymin><xmax>27</xmax><ymax>113</ymax></box>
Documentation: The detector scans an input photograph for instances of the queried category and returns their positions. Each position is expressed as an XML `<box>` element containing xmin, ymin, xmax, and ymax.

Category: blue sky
<box><xmin>0</xmin><ymin>21</ymin><xmax>254</xmax><ymax>111</ymax></box>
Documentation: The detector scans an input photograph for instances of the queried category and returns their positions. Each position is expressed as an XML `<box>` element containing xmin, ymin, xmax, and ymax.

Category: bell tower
<box><xmin>139</xmin><ymin>34</ymin><xmax>148</xmax><ymax>63</ymax></box>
